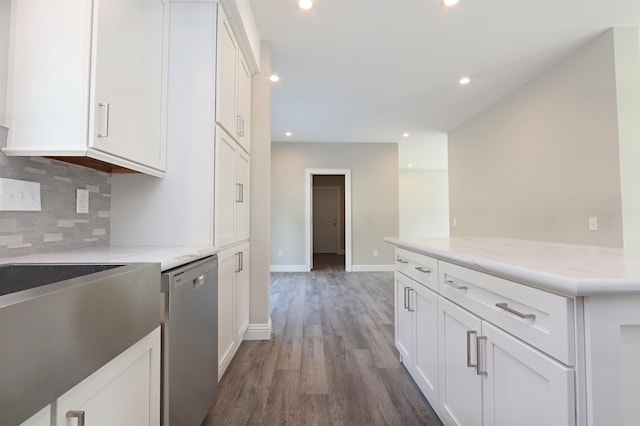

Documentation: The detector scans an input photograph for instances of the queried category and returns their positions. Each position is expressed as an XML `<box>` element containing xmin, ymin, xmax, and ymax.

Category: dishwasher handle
<box><xmin>193</xmin><ymin>275</ymin><xmax>205</xmax><ymax>289</ymax></box>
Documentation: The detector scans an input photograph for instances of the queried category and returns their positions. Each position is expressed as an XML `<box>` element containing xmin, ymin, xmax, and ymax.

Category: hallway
<box><xmin>203</xmin><ymin>266</ymin><xmax>441</xmax><ymax>425</ymax></box>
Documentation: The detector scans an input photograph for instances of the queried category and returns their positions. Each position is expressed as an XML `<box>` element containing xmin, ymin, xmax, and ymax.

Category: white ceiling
<box><xmin>249</xmin><ymin>0</ymin><xmax>640</xmax><ymax>150</ymax></box>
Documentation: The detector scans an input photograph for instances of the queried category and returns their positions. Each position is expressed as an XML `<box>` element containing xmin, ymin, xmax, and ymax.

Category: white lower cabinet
<box><xmin>218</xmin><ymin>243</ymin><xmax>250</xmax><ymax>380</ymax></box>
<box><xmin>438</xmin><ymin>298</ymin><xmax>574</xmax><ymax>426</ymax></box>
<box><xmin>438</xmin><ymin>297</ymin><xmax>483</xmax><ymax>426</ymax></box>
<box><xmin>21</xmin><ymin>327</ymin><xmax>161</xmax><ymax>426</ymax></box>
<box><xmin>395</xmin><ymin>272</ymin><xmax>439</xmax><ymax>407</ymax></box>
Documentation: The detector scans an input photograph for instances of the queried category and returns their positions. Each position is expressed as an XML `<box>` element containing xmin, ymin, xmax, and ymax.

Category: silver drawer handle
<box><xmin>396</xmin><ymin>258</ymin><xmax>409</xmax><ymax>264</ymax></box>
<box><xmin>193</xmin><ymin>275</ymin><xmax>205</xmax><ymax>289</ymax></box>
<box><xmin>444</xmin><ymin>278</ymin><xmax>468</xmax><ymax>292</ymax></box>
<box><xmin>414</xmin><ymin>266</ymin><xmax>431</xmax><ymax>274</ymax></box>
<box><xmin>466</xmin><ymin>330</ymin><xmax>477</xmax><ymax>368</ymax></box>
<box><xmin>495</xmin><ymin>302</ymin><xmax>536</xmax><ymax>320</ymax></box>
<box><xmin>67</xmin><ymin>410</ymin><xmax>85</xmax><ymax>426</ymax></box>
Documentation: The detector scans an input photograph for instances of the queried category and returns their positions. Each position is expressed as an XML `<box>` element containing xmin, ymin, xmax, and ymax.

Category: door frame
<box><xmin>305</xmin><ymin>168</ymin><xmax>352</xmax><ymax>272</ymax></box>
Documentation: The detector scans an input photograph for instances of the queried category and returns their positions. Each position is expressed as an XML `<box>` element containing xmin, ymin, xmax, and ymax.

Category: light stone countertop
<box><xmin>384</xmin><ymin>236</ymin><xmax>640</xmax><ymax>296</ymax></box>
<box><xmin>0</xmin><ymin>245</ymin><xmax>217</xmax><ymax>272</ymax></box>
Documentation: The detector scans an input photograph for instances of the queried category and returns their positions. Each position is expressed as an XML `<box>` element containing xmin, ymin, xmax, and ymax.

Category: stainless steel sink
<box><xmin>0</xmin><ymin>263</ymin><xmax>123</xmax><ymax>296</ymax></box>
<box><xmin>0</xmin><ymin>262</ymin><xmax>161</xmax><ymax>426</ymax></box>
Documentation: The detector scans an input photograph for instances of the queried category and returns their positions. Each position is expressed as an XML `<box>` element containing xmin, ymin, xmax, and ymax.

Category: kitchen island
<box><xmin>385</xmin><ymin>236</ymin><xmax>640</xmax><ymax>426</ymax></box>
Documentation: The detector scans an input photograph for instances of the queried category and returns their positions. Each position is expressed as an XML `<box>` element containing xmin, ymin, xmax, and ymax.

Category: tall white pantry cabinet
<box><xmin>215</xmin><ymin>3</ymin><xmax>253</xmax><ymax>379</ymax></box>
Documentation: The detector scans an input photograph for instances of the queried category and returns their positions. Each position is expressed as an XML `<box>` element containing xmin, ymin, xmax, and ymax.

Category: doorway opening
<box><xmin>305</xmin><ymin>169</ymin><xmax>352</xmax><ymax>272</ymax></box>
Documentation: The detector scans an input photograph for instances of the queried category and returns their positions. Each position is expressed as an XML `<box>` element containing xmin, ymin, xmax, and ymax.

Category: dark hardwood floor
<box><xmin>203</xmin><ymin>255</ymin><xmax>442</xmax><ymax>426</ymax></box>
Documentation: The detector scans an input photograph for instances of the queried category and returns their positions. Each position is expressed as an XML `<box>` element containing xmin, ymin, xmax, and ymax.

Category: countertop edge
<box><xmin>384</xmin><ymin>237</ymin><xmax>640</xmax><ymax>297</ymax></box>
<box><xmin>0</xmin><ymin>246</ymin><xmax>218</xmax><ymax>272</ymax></box>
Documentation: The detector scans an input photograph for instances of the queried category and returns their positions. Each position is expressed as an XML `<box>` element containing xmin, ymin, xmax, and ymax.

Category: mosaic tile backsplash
<box><xmin>0</xmin><ymin>126</ymin><xmax>111</xmax><ymax>257</ymax></box>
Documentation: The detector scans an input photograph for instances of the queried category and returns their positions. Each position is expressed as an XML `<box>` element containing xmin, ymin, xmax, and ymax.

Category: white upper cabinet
<box><xmin>5</xmin><ymin>0</ymin><xmax>169</xmax><ymax>177</ymax></box>
<box><xmin>216</xmin><ymin>6</ymin><xmax>251</xmax><ymax>153</ymax></box>
<box><xmin>215</xmin><ymin>126</ymin><xmax>250</xmax><ymax>248</ymax></box>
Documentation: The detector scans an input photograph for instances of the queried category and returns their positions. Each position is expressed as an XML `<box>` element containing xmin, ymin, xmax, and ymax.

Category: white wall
<box><xmin>248</xmin><ymin>40</ymin><xmax>271</xmax><ymax>333</ymax></box>
<box><xmin>0</xmin><ymin>0</ymin><xmax>9</xmax><ymax>124</ymax></box>
<box><xmin>614</xmin><ymin>28</ymin><xmax>640</xmax><ymax>250</ymax></box>
<box><xmin>399</xmin><ymin>169</ymin><xmax>449</xmax><ymax>237</ymax></box>
<box><xmin>448</xmin><ymin>29</ymin><xmax>629</xmax><ymax>248</ymax></box>
<box><xmin>271</xmin><ymin>142</ymin><xmax>398</xmax><ymax>270</ymax></box>
<box><xmin>398</xmin><ymin>133</ymin><xmax>450</xmax><ymax>237</ymax></box>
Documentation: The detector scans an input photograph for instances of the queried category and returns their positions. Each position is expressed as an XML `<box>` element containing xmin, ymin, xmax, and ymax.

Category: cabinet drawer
<box><xmin>395</xmin><ymin>248</ymin><xmax>438</xmax><ymax>292</ymax></box>
<box><xmin>439</xmin><ymin>261</ymin><xmax>575</xmax><ymax>365</ymax></box>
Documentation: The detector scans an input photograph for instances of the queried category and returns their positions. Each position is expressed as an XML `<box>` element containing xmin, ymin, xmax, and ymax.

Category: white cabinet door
<box><xmin>412</xmin><ymin>282</ymin><xmax>439</xmax><ymax>407</ymax></box>
<box><xmin>54</xmin><ymin>328</ymin><xmax>161</xmax><ymax>426</ymax></box>
<box><xmin>482</xmin><ymin>321</ymin><xmax>575</xmax><ymax>426</ymax></box>
<box><xmin>216</xmin><ymin>8</ymin><xmax>238</xmax><ymax>137</ymax></box>
<box><xmin>218</xmin><ymin>244</ymin><xmax>251</xmax><ymax>380</ymax></box>
<box><xmin>236</xmin><ymin>54</ymin><xmax>252</xmax><ymax>152</ymax></box>
<box><xmin>438</xmin><ymin>297</ymin><xmax>483</xmax><ymax>426</ymax></box>
<box><xmin>235</xmin><ymin>243</ymin><xmax>250</xmax><ymax>343</ymax></box>
<box><xmin>218</xmin><ymin>248</ymin><xmax>237</xmax><ymax>380</ymax></box>
<box><xmin>215</xmin><ymin>128</ymin><xmax>237</xmax><ymax>248</ymax></box>
<box><xmin>90</xmin><ymin>0</ymin><xmax>167</xmax><ymax>171</ymax></box>
<box><xmin>395</xmin><ymin>272</ymin><xmax>413</xmax><ymax>365</ymax></box>
<box><xmin>6</xmin><ymin>0</ymin><xmax>168</xmax><ymax>176</ymax></box>
<box><xmin>236</xmin><ymin>149</ymin><xmax>250</xmax><ymax>242</ymax></box>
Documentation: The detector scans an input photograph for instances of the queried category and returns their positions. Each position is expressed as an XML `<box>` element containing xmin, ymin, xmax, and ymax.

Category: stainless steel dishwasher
<box><xmin>161</xmin><ymin>255</ymin><xmax>218</xmax><ymax>426</ymax></box>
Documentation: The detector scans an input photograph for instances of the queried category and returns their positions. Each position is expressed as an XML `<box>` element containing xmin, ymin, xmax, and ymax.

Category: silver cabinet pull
<box><xmin>407</xmin><ymin>288</ymin><xmax>415</xmax><ymax>312</ymax></box>
<box><xmin>236</xmin><ymin>183</ymin><xmax>244</xmax><ymax>203</ymax></box>
<box><xmin>98</xmin><ymin>102</ymin><xmax>110</xmax><ymax>138</ymax></box>
<box><xmin>466</xmin><ymin>330</ymin><xmax>477</xmax><ymax>368</ymax></box>
<box><xmin>193</xmin><ymin>275</ymin><xmax>205</xmax><ymax>289</ymax></box>
<box><xmin>396</xmin><ymin>257</ymin><xmax>409</xmax><ymax>264</ymax></box>
<box><xmin>240</xmin><ymin>117</ymin><xmax>245</xmax><ymax>137</ymax></box>
<box><xmin>235</xmin><ymin>251</ymin><xmax>244</xmax><ymax>273</ymax></box>
<box><xmin>403</xmin><ymin>286</ymin><xmax>409</xmax><ymax>309</ymax></box>
<box><xmin>476</xmin><ymin>336</ymin><xmax>488</xmax><ymax>376</ymax></box>
<box><xmin>414</xmin><ymin>266</ymin><xmax>431</xmax><ymax>274</ymax></box>
<box><xmin>66</xmin><ymin>410</ymin><xmax>85</xmax><ymax>426</ymax></box>
<box><xmin>236</xmin><ymin>115</ymin><xmax>242</xmax><ymax>136</ymax></box>
<box><xmin>495</xmin><ymin>302</ymin><xmax>536</xmax><ymax>320</ymax></box>
<box><xmin>444</xmin><ymin>277</ymin><xmax>468</xmax><ymax>292</ymax></box>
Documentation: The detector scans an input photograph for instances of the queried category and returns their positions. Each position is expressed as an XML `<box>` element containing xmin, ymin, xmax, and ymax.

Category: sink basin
<box><xmin>0</xmin><ymin>262</ymin><xmax>161</xmax><ymax>426</ymax></box>
<box><xmin>0</xmin><ymin>263</ymin><xmax>123</xmax><ymax>296</ymax></box>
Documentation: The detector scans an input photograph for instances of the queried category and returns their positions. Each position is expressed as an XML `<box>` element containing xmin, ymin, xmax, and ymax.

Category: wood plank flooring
<box><xmin>203</xmin><ymin>255</ymin><xmax>442</xmax><ymax>426</ymax></box>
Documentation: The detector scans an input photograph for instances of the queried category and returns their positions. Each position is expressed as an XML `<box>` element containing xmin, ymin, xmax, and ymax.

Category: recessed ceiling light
<box><xmin>299</xmin><ymin>0</ymin><xmax>312</xmax><ymax>10</ymax></box>
<box><xmin>285</xmin><ymin>131</ymin><xmax>292</xmax><ymax>136</ymax></box>
<box><xmin>408</xmin><ymin>164</ymin><xmax>414</xmax><ymax>168</ymax></box>
<box><xmin>270</xmin><ymin>74</ymin><xmax>280</xmax><ymax>82</ymax></box>
<box><xmin>402</xmin><ymin>132</ymin><xmax>410</xmax><ymax>138</ymax></box>
<box><xmin>443</xmin><ymin>0</ymin><xmax>459</xmax><ymax>6</ymax></box>
<box><xmin>459</xmin><ymin>76</ymin><xmax>471</xmax><ymax>85</ymax></box>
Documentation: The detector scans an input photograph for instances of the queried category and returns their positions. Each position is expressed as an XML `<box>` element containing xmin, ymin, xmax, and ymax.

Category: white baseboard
<box><xmin>350</xmin><ymin>264</ymin><xmax>395</xmax><ymax>272</ymax></box>
<box><xmin>243</xmin><ymin>318</ymin><xmax>272</xmax><ymax>341</ymax></box>
<box><xmin>270</xmin><ymin>265</ymin><xmax>309</xmax><ymax>272</ymax></box>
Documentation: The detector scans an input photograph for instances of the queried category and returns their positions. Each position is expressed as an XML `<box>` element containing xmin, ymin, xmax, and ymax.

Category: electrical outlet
<box><xmin>373</xmin><ymin>249</ymin><xmax>379</xmax><ymax>257</ymax></box>
<box><xmin>453</xmin><ymin>218</ymin><xmax>457</xmax><ymax>226</ymax></box>
<box><xmin>588</xmin><ymin>216</ymin><xmax>598</xmax><ymax>231</ymax></box>
<box><xmin>76</xmin><ymin>189</ymin><xmax>89</xmax><ymax>214</ymax></box>
<box><xmin>278</xmin><ymin>249</ymin><xmax>283</xmax><ymax>257</ymax></box>
<box><xmin>0</xmin><ymin>178</ymin><xmax>41</xmax><ymax>211</ymax></box>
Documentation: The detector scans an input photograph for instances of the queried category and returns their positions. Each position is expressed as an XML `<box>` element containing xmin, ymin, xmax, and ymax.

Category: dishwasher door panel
<box><xmin>164</xmin><ymin>266</ymin><xmax>218</xmax><ymax>426</ymax></box>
